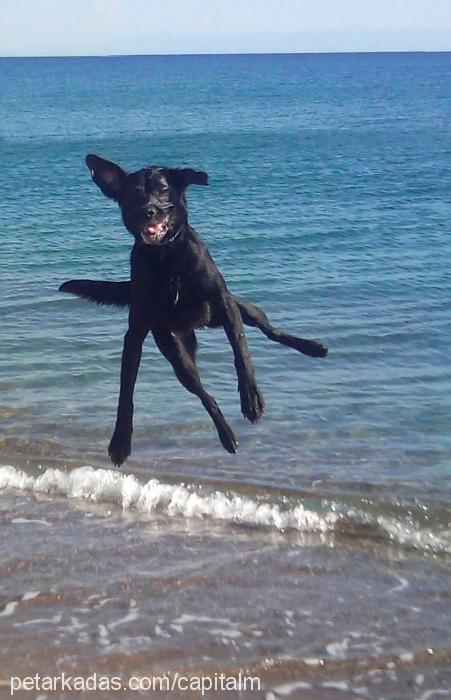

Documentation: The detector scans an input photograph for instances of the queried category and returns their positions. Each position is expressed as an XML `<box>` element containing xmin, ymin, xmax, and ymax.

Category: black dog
<box><xmin>60</xmin><ymin>155</ymin><xmax>327</xmax><ymax>466</ymax></box>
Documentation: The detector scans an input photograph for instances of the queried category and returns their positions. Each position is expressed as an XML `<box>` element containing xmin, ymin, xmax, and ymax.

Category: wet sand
<box><xmin>1</xmin><ymin>480</ymin><xmax>450</xmax><ymax>699</ymax></box>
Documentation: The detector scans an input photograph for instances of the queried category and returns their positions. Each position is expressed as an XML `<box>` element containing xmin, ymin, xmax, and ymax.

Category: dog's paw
<box><xmin>217</xmin><ymin>421</ymin><xmax>239</xmax><ymax>454</ymax></box>
<box><xmin>239</xmin><ymin>381</ymin><xmax>265</xmax><ymax>424</ymax></box>
<box><xmin>297</xmin><ymin>339</ymin><xmax>328</xmax><ymax>358</ymax></box>
<box><xmin>286</xmin><ymin>335</ymin><xmax>328</xmax><ymax>358</ymax></box>
<box><xmin>108</xmin><ymin>431</ymin><xmax>131</xmax><ymax>467</ymax></box>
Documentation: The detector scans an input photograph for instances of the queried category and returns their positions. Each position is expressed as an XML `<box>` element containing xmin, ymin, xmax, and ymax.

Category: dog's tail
<box><xmin>59</xmin><ymin>280</ymin><xmax>131</xmax><ymax>307</ymax></box>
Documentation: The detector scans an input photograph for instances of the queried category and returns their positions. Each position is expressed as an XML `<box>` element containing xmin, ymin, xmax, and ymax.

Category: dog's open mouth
<box><xmin>140</xmin><ymin>218</ymin><xmax>170</xmax><ymax>245</ymax></box>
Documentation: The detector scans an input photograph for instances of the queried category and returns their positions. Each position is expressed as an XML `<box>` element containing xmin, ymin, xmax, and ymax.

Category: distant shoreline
<box><xmin>1</xmin><ymin>49</ymin><xmax>451</xmax><ymax>59</ymax></box>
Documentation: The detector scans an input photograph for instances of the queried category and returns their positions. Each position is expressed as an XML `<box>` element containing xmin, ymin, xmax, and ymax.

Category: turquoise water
<box><xmin>2</xmin><ymin>53</ymin><xmax>450</xmax><ymax>494</ymax></box>
<box><xmin>1</xmin><ymin>53</ymin><xmax>451</xmax><ymax>696</ymax></box>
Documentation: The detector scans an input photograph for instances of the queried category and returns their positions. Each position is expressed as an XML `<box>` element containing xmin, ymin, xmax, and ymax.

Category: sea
<box><xmin>0</xmin><ymin>52</ymin><xmax>450</xmax><ymax>698</ymax></box>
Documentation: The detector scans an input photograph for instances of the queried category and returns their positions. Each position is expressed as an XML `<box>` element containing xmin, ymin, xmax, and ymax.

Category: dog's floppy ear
<box><xmin>181</xmin><ymin>168</ymin><xmax>208</xmax><ymax>186</ymax></box>
<box><xmin>85</xmin><ymin>154</ymin><xmax>127</xmax><ymax>200</ymax></box>
<box><xmin>171</xmin><ymin>168</ymin><xmax>208</xmax><ymax>189</ymax></box>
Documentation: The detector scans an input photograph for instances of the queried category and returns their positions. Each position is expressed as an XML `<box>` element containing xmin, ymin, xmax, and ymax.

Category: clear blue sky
<box><xmin>1</xmin><ymin>0</ymin><xmax>450</xmax><ymax>56</ymax></box>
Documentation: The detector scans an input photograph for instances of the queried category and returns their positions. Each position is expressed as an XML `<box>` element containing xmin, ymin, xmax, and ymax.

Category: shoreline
<box><xmin>1</xmin><ymin>483</ymin><xmax>450</xmax><ymax>698</ymax></box>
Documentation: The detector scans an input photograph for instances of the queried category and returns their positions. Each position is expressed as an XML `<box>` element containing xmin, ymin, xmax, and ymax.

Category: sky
<box><xmin>0</xmin><ymin>0</ymin><xmax>450</xmax><ymax>56</ymax></box>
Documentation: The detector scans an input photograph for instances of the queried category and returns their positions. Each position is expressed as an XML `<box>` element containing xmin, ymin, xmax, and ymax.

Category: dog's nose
<box><xmin>145</xmin><ymin>208</ymin><xmax>157</xmax><ymax>220</ymax></box>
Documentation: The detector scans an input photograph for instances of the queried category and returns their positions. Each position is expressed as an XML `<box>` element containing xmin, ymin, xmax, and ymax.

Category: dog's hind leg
<box><xmin>236</xmin><ymin>298</ymin><xmax>328</xmax><ymax>358</ymax></box>
<box><xmin>219</xmin><ymin>295</ymin><xmax>264</xmax><ymax>424</ymax></box>
<box><xmin>152</xmin><ymin>328</ymin><xmax>238</xmax><ymax>454</ymax></box>
<box><xmin>59</xmin><ymin>280</ymin><xmax>131</xmax><ymax>307</ymax></box>
<box><xmin>183</xmin><ymin>329</ymin><xmax>198</xmax><ymax>364</ymax></box>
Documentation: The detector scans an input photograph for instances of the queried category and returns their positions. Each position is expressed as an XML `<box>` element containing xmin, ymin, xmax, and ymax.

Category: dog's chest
<box><xmin>166</xmin><ymin>275</ymin><xmax>212</xmax><ymax>330</ymax></box>
<box><xmin>132</xmin><ymin>244</ymin><xmax>213</xmax><ymax>330</ymax></box>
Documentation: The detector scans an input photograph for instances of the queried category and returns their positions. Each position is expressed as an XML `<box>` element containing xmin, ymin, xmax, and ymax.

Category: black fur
<box><xmin>60</xmin><ymin>155</ymin><xmax>328</xmax><ymax>466</ymax></box>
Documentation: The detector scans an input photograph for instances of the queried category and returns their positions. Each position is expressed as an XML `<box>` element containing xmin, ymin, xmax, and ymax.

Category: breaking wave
<box><xmin>1</xmin><ymin>465</ymin><xmax>450</xmax><ymax>554</ymax></box>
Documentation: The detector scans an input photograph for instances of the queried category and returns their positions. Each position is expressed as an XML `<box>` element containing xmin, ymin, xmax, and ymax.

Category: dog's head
<box><xmin>85</xmin><ymin>154</ymin><xmax>208</xmax><ymax>246</ymax></box>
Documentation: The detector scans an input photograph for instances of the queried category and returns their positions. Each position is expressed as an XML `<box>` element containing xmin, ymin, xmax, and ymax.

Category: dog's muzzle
<box><xmin>139</xmin><ymin>216</ymin><xmax>181</xmax><ymax>245</ymax></box>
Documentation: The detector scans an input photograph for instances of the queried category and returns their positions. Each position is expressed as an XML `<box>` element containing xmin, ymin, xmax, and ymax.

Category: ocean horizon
<box><xmin>2</xmin><ymin>49</ymin><xmax>451</xmax><ymax>58</ymax></box>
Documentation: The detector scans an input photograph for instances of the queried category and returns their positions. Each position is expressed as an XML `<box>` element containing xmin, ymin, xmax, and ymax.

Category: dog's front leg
<box><xmin>220</xmin><ymin>294</ymin><xmax>264</xmax><ymax>423</ymax></box>
<box><xmin>109</xmin><ymin>314</ymin><xmax>150</xmax><ymax>466</ymax></box>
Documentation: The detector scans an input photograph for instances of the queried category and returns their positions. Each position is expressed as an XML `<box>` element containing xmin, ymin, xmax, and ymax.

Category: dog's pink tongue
<box><xmin>146</xmin><ymin>222</ymin><xmax>163</xmax><ymax>235</ymax></box>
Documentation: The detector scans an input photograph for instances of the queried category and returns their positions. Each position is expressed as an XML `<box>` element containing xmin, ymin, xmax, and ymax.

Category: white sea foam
<box><xmin>0</xmin><ymin>601</ymin><xmax>19</xmax><ymax>618</ymax></box>
<box><xmin>0</xmin><ymin>464</ymin><xmax>337</xmax><ymax>534</ymax></box>
<box><xmin>269</xmin><ymin>680</ymin><xmax>313</xmax><ymax>697</ymax></box>
<box><xmin>1</xmin><ymin>464</ymin><xmax>450</xmax><ymax>552</ymax></box>
<box><xmin>12</xmin><ymin>517</ymin><xmax>51</xmax><ymax>526</ymax></box>
<box><xmin>326</xmin><ymin>636</ymin><xmax>350</xmax><ymax>659</ymax></box>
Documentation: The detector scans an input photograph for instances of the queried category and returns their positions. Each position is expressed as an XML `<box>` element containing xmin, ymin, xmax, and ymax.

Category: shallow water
<box><xmin>1</xmin><ymin>52</ymin><xmax>451</xmax><ymax>697</ymax></box>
